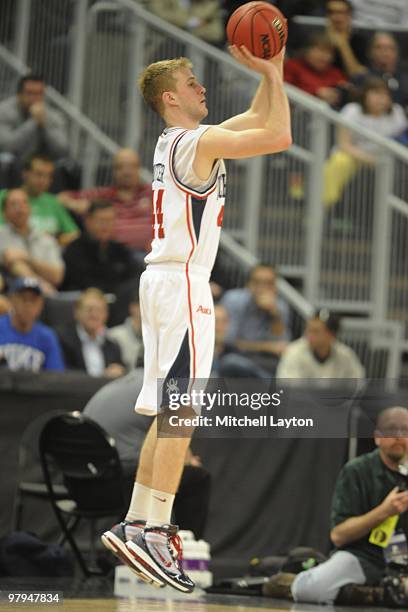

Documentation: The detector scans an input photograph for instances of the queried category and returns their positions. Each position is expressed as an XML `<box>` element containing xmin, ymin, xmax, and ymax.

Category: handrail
<box><xmin>293</xmin><ymin>14</ymin><xmax>408</xmax><ymax>33</ymax></box>
<box><xmin>0</xmin><ymin>43</ymin><xmax>119</xmax><ymax>155</ymax></box>
<box><xmin>220</xmin><ymin>233</ymin><xmax>315</xmax><ymax>320</ymax></box>
<box><xmin>115</xmin><ymin>0</ymin><xmax>408</xmax><ymax>162</ymax></box>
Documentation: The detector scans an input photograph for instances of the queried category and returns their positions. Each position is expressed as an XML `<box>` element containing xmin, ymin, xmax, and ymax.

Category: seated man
<box><xmin>277</xmin><ymin>309</ymin><xmax>365</xmax><ymax>379</ymax></box>
<box><xmin>84</xmin><ymin>369</ymin><xmax>211</xmax><ymax>540</ymax></box>
<box><xmin>0</xmin><ymin>189</ymin><xmax>64</xmax><ymax>293</ymax></box>
<box><xmin>0</xmin><ymin>277</ymin><xmax>64</xmax><ymax>372</ymax></box>
<box><xmin>0</xmin><ymin>74</ymin><xmax>68</xmax><ymax>165</ymax></box>
<box><xmin>221</xmin><ymin>264</ymin><xmax>290</xmax><ymax>374</ymax></box>
<box><xmin>0</xmin><ymin>155</ymin><xmax>79</xmax><ymax>246</ymax></box>
<box><xmin>57</xmin><ymin>287</ymin><xmax>126</xmax><ymax>379</ymax></box>
<box><xmin>212</xmin><ymin>303</ymin><xmax>270</xmax><ymax>378</ymax></box>
<box><xmin>324</xmin><ymin>0</ymin><xmax>367</xmax><ymax>77</ymax></box>
<box><xmin>107</xmin><ymin>291</ymin><xmax>144</xmax><ymax>371</ymax></box>
<box><xmin>62</xmin><ymin>200</ymin><xmax>140</xmax><ymax>294</ymax></box>
<box><xmin>58</xmin><ymin>149</ymin><xmax>151</xmax><ymax>252</ymax></box>
<box><xmin>264</xmin><ymin>406</ymin><xmax>408</xmax><ymax>607</ymax></box>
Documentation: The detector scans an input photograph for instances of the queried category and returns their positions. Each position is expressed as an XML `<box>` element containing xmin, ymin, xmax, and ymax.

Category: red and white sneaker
<box><xmin>126</xmin><ymin>524</ymin><xmax>195</xmax><ymax>593</ymax></box>
<box><xmin>101</xmin><ymin>520</ymin><xmax>165</xmax><ymax>588</ymax></box>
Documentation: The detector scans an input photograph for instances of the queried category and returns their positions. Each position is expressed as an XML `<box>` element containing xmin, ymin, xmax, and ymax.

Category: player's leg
<box><xmin>126</xmin><ymin>269</ymin><xmax>161</xmax><ymax>519</ymax></box>
<box><xmin>127</xmin><ymin>270</ymin><xmax>214</xmax><ymax>592</ymax></box>
<box><xmin>101</xmin><ymin>272</ymin><xmax>165</xmax><ymax>586</ymax></box>
<box><xmin>149</xmin><ymin>270</ymin><xmax>213</xmax><ymax>520</ymax></box>
<box><xmin>134</xmin><ymin>418</ymin><xmax>157</xmax><ymax>486</ymax></box>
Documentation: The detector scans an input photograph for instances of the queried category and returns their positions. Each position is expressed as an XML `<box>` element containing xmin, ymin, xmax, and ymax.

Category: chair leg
<box><xmin>53</xmin><ymin>509</ymin><xmax>91</xmax><ymax>577</ymax></box>
<box><xmin>58</xmin><ymin>516</ymin><xmax>81</xmax><ymax>547</ymax></box>
<box><xmin>13</xmin><ymin>491</ymin><xmax>23</xmax><ymax>531</ymax></box>
<box><xmin>89</xmin><ymin>519</ymin><xmax>98</xmax><ymax>570</ymax></box>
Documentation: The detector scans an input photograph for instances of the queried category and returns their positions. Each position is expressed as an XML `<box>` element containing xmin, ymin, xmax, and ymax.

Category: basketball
<box><xmin>226</xmin><ymin>1</ymin><xmax>288</xmax><ymax>60</ymax></box>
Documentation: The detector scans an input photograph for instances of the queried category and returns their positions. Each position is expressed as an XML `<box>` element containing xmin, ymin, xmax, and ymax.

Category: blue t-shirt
<box><xmin>0</xmin><ymin>314</ymin><xmax>65</xmax><ymax>372</ymax></box>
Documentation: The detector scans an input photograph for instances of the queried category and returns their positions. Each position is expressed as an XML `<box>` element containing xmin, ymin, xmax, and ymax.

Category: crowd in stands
<box><xmin>2</xmin><ymin>0</ymin><xmax>407</xmax><ymax>381</ymax></box>
<box><xmin>0</xmin><ymin>247</ymin><xmax>365</xmax><ymax>383</ymax></box>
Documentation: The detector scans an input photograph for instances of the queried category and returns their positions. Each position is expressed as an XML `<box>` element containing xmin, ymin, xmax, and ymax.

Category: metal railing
<box><xmin>0</xmin><ymin>0</ymin><xmax>407</xmax><ymax>362</ymax></box>
<box><xmin>293</xmin><ymin>14</ymin><xmax>408</xmax><ymax>33</ymax></box>
<box><xmin>220</xmin><ymin>234</ymin><xmax>403</xmax><ymax>379</ymax></box>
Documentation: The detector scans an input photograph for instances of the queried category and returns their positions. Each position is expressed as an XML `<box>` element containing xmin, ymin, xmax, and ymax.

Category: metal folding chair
<box><xmin>39</xmin><ymin>411</ymin><xmax>127</xmax><ymax>576</ymax></box>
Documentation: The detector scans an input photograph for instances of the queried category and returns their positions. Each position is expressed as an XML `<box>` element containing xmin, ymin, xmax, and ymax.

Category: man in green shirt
<box><xmin>264</xmin><ymin>406</ymin><xmax>408</xmax><ymax>607</ymax></box>
<box><xmin>0</xmin><ymin>155</ymin><xmax>79</xmax><ymax>246</ymax></box>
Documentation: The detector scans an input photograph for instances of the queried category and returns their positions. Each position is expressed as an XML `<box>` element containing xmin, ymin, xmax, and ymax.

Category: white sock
<box><xmin>146</xmin><ymin>488</ymin><xmax>175</xmax><ymax>527</ymax></box>
<box><xmin>125</xmin><ymin>482</ymin><xmax>152</xmax><ymax>522</ymax></box>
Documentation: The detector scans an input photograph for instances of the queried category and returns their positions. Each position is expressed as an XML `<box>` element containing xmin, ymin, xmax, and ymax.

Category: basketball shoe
<box><xmin>126</xmin><ymin>524</ymin><xmax>195</xmax><ymax>593</ymax></box>
<box><xmin>101</xmin><ymin>520</ymin><xmax>165</xmax><ymax>587</ymax></box>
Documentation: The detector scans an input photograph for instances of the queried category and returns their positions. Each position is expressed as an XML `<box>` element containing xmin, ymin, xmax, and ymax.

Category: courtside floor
<box><xmin>0</xmin><ymin>577</ymin><xmax>397</xmax><ymax>612</ymax></box>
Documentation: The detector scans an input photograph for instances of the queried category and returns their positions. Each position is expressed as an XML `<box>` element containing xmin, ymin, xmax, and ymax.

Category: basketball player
<box><xmin>102</xmin><ymin>45</ymin><xmax>292</xmax><ymax>592</ymax></box>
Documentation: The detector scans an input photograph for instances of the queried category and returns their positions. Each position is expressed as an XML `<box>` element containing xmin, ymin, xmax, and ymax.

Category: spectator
<box><xmin>361</xmin><ymin>33</ymin><xmax>408</xmax><ymax>109</ymax></box>
<box><xmin>62</xmin><ymin>200</ymin><xmax>140</xmax><ymax>294</ymax></box>
<box><xmin>107</xmin><ymin>291</ymin><xmax>144</xmax><ymax>371</ymax></box>
<box><xmin>58</xmin><ymin>148</ymin><xmax>151</xmax><ymax>252</ymax></box>
<box><xmin>324</xmin><ymin>78</ymin><xmax>407</xmax><ymax>208</ymax></box>
<box><xmin>284</xmin><ymin>33</ymin><xmax>349</xmax><ymax>107</ymax></box>
<box><xmin>212</xmin><ymin>303</ymin><xmax>270</xmax><ymax>378</ymax></box>
<box><xmin>146</xmin><ymin>0</ymin><xmax>224</xmax><ymax>46</ymax></box>
<box><xmin>264</xmin><ymin>406</ymin><xmax>408</xmax><ymax>607</ymax></box>
<box><xmin>0</xmin><ymin>272</ymin><xmax>11</xmax><ymax>315</ymax></box>
<box><xmin>325</xmin><ymin>0</ymin><xmax>367</xmax><ymax>76</ymax></box>
<box><xmin>0</xmin><ymin>189</ymin><xmax>64</xmax><ymax>293</ymax></box>
<box><xmin>277</xmin><ymin>309</ymin><xmax>364</xmax><ymax>378</ymax></box>
<box><xmin>0</xmin><ymin>155</ymin><xmax>79</xmax><ymax>246</ymax></box>
<box><xmin>0</xmin><ymin>74</ymin><xmax>68</xmax><ymax>165</ymax></box>
<box><xmin>221</xmin><ymin>264</ymin><xmax>290</xmax><ymax>373</ymax></box>
<box><xmin>350</xmin><ymin>0</ymin><xmax>408</xmax><ymax>27</ymax></box>
<box><xmin>0</xmin><ymin>277</ymin><xmax>64</xmax><ymax>372</ymax></box>
<box><xmin>57</xmin><ymin>288</ymin><xmax>126</xmax><ymax>379</ymax></box>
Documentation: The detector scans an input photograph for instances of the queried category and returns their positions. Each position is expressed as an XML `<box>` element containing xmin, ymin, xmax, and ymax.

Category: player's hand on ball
<box><xmin>229</xmin><ymin>44</ymin><xmax>284</xmax><ymax>80</ymax></box>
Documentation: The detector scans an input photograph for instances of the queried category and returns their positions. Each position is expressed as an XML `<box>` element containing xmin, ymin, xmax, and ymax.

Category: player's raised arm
<box><xmin>219</xmin><ymin>46</ymin><xmax>285</xmax><ymax>132</ymax></box>
<box><xmin>194</xmin><ymin>46</ymin><xmax>291</xmax><ymax>173</ymax></box>
<box><xmin>194</xmin><ymin>48</ymin><xmax>292</xmax><ymax>176</ymax></box>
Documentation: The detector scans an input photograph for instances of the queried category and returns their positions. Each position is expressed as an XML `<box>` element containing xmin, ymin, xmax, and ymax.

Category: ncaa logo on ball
<box><xmin>273</xmin><ymin>17</ymin><xmax>285</xmax><ymax>45</ymax></box>
<box><xmin>260</xmin><ymin>33</ymin><xmax>271</xmax><ymax>59</ymax></box>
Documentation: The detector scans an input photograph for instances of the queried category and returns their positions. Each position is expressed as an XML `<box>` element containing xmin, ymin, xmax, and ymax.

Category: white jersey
<box><xmin>145</xmin><ymin>125</ymin><xmax>226</xmax><ymax>273</ymax></box>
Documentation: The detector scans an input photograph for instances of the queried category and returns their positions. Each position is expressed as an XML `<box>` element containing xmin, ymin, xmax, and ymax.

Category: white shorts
<box><xmin>135</xmin><ymin>263</ymin><xmax>215</xmax><ymax>415</ymax></box>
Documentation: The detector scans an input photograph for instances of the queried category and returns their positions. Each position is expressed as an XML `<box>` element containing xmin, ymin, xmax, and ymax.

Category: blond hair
<box><xmin>138</xmin><ymin>57</ymin><xmax>193</xmax><ymax>115</ymax></box>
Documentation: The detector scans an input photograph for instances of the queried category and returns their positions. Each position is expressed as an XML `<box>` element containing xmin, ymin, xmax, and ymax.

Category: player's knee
<box><xmin>291</xmin><ymin>568</ymin><xmax>335</xmax><ymax>605</ymax></box>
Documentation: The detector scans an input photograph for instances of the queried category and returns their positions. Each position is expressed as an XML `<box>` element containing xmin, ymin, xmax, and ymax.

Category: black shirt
<box><xmin>63</xmin><ymin>232</ymin><xmax>138</xmax><ymax>293</ymax></box>
<box><xmin>333</xmin><ymin>31</ymin><xmax>368</xmax><ymax>73</ymax></box>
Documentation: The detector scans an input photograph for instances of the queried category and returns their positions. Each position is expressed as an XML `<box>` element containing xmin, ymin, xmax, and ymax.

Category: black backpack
<box><xmin>0</xmin><ymin>531</ymin><xmax>74</xmax><ymax>577</ymax></box>
<box><xmin>250</xmin><ymin>546</ymin><xmax>327</xmax><ymax>577</ymax></box>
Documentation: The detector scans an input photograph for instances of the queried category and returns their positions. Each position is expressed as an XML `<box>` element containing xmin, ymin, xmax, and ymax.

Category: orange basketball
<box><xmin>226</xmin><ymin>1</ymin><xmax>288</xmax><ymax>60</ymax></box>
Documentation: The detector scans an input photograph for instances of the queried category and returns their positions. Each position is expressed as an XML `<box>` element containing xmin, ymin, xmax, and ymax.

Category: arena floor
<box><xmin>0</xmin><ymin>576</ymin><xmax>397</xmax><ymax>612</ymax></box>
